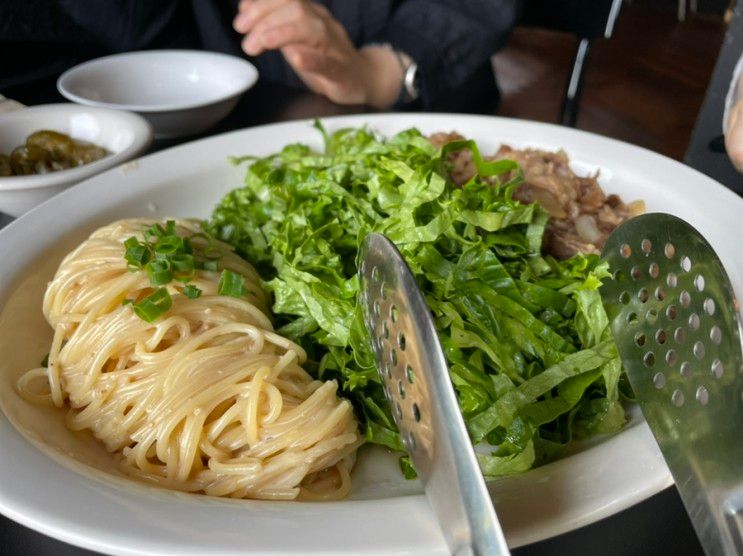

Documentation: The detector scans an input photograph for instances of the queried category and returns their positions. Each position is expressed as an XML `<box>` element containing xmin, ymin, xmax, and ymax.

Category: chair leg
<box><xmin>561</xmin><ymin>37</ymin><xmax>591</xmax><ymax>128</ymax></box>
<box><xmin>678</xmin><ymin>0</ymin><xmax>686</xmax><ymax>21</ymax></box>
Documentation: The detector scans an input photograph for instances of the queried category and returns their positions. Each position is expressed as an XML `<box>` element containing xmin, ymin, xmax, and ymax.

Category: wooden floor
<box><xmin>493</xmin><ymin>4</ymin><xmax>727</xmax><ymax>160</ymax></box>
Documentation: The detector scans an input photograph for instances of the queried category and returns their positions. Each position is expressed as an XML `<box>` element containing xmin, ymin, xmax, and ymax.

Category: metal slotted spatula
<box><xmin>359</xmin><ymin>233</ymin><xmax>510</xmax><ymax>556</ymax></box>
<box><xmin>600</xmin><ymin>213</ymin><xmax>743</xmax><ymax>556</ymax></box>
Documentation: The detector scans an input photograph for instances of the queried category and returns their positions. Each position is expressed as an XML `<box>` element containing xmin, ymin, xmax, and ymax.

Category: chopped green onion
<box><xmin>171</xmin><ymin>254</ymin><xmax>195</xmax><ymax>282</ymax></box>
<box><xmin>154</xmin><ymin>236</ymin><xmax>182</xmax><ymax>256</ymax></box>
<box><xmin>124</xmin><ymin>237</ymin><xmax>139</xmax><ymax>249</ymax></box>
<box><xmin>125</xmin><ymin>247</ymin><xmax>150</xmax><ymax>269</ymax></box>
<box><xmin>124</xmin><ymin>236</ymin><xmax>150</xmax><ymax>269</ymax></box>
<box><xmin>201</xmin><ymin>260</ymin><xmax>218</xmax><ymax>272</ymax></box>
<box><xmin>132</xmin><ymin>288</ymin><xmax>172</xmax><ymax>322</ymax></box>
<box><xmin>171</xmin><ymin>253</ymin><xmax>195</xmax><ymax>269</ymax></box>
<box><xmin>144</xmin><ymin>223</ymin><xmax>165</xmax><ymax>238</ymax></box>
<box><xmin>182</xmin><ymin>285</ymin><xmax>202</xmax><ymax>299</ymax></box>
<box><xmin>218</xmin><ymin>270</ymin><xmax>245</xmax><ymax>297</ymax></box>
<box><xmin>145</xmin><ymin>260</ymin><xmax>172</xmax><ymax>286</ymax></box>
<box><xmin>122</xmin><ymin>221</ymin><xmax>224</xmax><ymax>321</ymax></box>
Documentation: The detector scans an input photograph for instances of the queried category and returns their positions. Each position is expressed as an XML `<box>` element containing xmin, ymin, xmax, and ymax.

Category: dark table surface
<box><xmin>0</xmin><ymin>62</ymin><xmax>720</xmax><ymax>555</ymax></box>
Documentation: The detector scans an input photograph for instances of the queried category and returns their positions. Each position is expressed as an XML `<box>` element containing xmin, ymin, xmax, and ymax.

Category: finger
<box><xmin>283</xmin><ymin>44</ymin><xmax>341</xmax><ymax>77</ymax></box>
<box><xmin>307</xmin><ymin>1</ymin><xmax>332</xmax><ymax>19</ymax></box>
<box><xmin>253</xmin><ymin>17</ymin><xmax>326</xmax><ymax>53</ymax></box>
<box><xmin>242</xmin><ymin>1</ymin><xmax>323</xmax><ymax>55</ymax></box>
<box><xmin>233</xmin><ymin>0</ymin><xmax>292</xmax><ymax>33</ymax></box>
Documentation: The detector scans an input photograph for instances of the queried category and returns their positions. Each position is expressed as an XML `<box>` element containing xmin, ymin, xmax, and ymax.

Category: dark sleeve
<box><xmin>374</xmin><ymin>0</ymin><xmax>521</xmax><ymax>107</ymax></box>
<box><xmin>0</xmin><ymin>0</ymin><xmax>202</xmax><ymax>93</ymax></box>
<box><xmin>55</xmin><ymin>0</ymin><xmax>193</xmax><ymax>51</ymax></box>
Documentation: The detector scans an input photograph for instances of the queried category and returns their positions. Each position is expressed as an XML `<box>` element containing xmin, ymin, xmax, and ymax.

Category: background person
<box><xmin>0</xmin><ymin>0</ymin><xmax>520</xmax><ymax>110</ymax></box>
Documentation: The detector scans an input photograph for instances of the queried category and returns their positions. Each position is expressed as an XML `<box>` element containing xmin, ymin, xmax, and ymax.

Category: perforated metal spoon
<box><xmin>359</xmin><ymin>233</ymin><xmax>510</xmax><ymax>556</ymax></box>
<box><xmin>600</xmin><ymin>213</ymin><xmax>743</xmax><ymax>556</ymax></box>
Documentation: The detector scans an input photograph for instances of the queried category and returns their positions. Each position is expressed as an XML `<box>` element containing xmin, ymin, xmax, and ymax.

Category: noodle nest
<box><xmin>17</xmin><ymin>219</ymin><xmax>361</xmax><ymax>500</ymax></box>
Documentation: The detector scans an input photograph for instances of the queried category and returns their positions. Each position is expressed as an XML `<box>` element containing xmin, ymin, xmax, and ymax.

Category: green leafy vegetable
<box><xmin>207</xmin><ymin>122</ymin><xmax>625</xmax><ymax>477</ymax></box>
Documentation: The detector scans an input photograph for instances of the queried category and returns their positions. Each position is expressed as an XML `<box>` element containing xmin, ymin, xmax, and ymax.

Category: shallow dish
<box><xmin>2</xmin><ymin>113</ymin><xmax>740</xmax><ymax>555</ymax></box>
<box><xmin>0</xmin><ymin>104</ymin><xmax>151</xmax><ymax>217</ymax></box>
<box><xmin>57</xmin><ymin>50</ymin><xmax>259</xmax><ymax>138</ymax></box>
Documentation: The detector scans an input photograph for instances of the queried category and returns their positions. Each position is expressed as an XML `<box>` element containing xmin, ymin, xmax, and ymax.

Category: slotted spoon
<box><xmin>600</xmin><ymin>212</ymin><xmax>743</xmax><ymax>556</ymax></box>
<box><xmin>359</xmin><ymin>232</ymin><xmax>510</xmax><ymax>556</ymax></box>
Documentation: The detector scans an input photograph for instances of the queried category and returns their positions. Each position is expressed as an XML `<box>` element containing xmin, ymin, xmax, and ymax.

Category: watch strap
<box><xmin>393</xmin><ymin>50</ymin><xmax>420</xmax><ymax>104</ymax></box>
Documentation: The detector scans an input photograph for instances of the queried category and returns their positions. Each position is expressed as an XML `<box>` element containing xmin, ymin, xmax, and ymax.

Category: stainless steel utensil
<box><xmin>359</xmin><ymin>232</ymin><xmax>510</xmax><ymax>556</ymax></box>
<box><xmin>600</xmin><ymin>213</ymin><xmax>743</xmax><ymax>556</ymax></box>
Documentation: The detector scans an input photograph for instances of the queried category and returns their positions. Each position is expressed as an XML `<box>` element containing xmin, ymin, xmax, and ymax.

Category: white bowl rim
<box><xmin>57</xmin><ymin>50</ymin><xmax>259</xmax><ymax>113</ymax></box>
<box><xmin>0</xmin><ymin>104</ymin><xmax>152</xmax><ymax>192</ymax></box>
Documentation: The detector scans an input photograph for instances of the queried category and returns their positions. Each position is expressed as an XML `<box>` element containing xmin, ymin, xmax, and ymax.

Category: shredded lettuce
<box><xmin>207</xmin><ymin>122</ymin><xmax>625</xmax><ymax>477</ymax></box>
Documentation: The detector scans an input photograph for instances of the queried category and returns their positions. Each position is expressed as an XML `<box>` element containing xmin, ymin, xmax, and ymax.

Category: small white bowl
<box><xmin>0</xmin><ymin>104</ymin><xmax>152</xmax><ymax>217</ymax></box>
<box><xmin>57</xmin><ymin>50</ymin><xmax>259</xmax><ymax>138</ymax></box>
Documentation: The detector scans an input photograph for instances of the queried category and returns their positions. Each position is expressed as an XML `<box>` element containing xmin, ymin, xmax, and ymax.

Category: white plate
<box><xmin>2</xmin><ymin>113</ymin><xmax>739</xmax><ymax>555</ymax></box>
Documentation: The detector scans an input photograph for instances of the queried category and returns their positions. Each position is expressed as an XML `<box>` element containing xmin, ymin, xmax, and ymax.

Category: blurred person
<box><xmin>0</xmin><ymin>0</ymin><xmax>520</xmax><ymax>110</ymax></box>
<box><xmin>725</xmin><ymin>56</ymin><xmax>743</xmax><ymax>170</ymax></box>
<box><xmin>231</xmin><ymin>0</ymin><xmax>519</xmax><ymax>108</ymax></box>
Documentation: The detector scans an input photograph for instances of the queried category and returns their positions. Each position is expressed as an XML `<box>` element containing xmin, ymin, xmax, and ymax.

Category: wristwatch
<box><xmin>394</xmin><ymin>50</ymin><xmax>420</xmax><ymax>104</ymax></box>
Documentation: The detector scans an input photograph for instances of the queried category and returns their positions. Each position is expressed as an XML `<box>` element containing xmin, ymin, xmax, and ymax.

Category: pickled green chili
<box><xmin>1</xmin><ymin>130</ymin><xmax>109</xmax><ymax>176</ymax></box>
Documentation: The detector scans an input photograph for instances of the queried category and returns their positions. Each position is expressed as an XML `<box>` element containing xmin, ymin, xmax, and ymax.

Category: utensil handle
<box><xmin>427</xmin><ymin>372</ymin><xmax>510</xmax><ymax>556</ymax></box>
<box><xmin>382</xmin><ymin>235</ymin><xmax>510</xmax><ymax>555</ymax></box>
<box><xmin>723</xmin><ymin>489</ymin><xmax>743</xmax><ymax>555</ymax></box>
<box><xmin>360</xmin><ymin>233</ymin><xmax>510</xmax><ymax>556</ymax></box>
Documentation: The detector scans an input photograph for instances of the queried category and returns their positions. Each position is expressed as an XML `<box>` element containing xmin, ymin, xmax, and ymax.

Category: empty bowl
<box><xmin>57</xmin><ymin>50</ymin><xmax>259</xmax><ymax>138</ymax></box>
<box><xmin>0</xmin><ymin>103</ymin><xmax>152</xmax><ymax>217</ymax></box>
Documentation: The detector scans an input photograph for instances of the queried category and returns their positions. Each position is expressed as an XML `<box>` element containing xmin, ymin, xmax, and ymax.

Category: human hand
<box><xmin>726</xmin><ymin>73</ymin><xmax>743</xmax><ymax>171</ymax></box>
<box><xmin>233</xmin><ymin>0</ymin><xmax>402</xmax><ymax>108</ymax></box>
